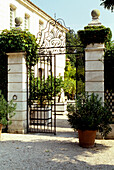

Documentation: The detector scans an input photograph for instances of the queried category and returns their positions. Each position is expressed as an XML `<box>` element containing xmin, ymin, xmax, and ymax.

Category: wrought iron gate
<box><xmin>27</xmin><ymin>52</ymin><xmax>57</xmax><ymax>134</ymax></box>
<box><xmin>27</xmin><ymin>18</ymin><xmax>67</xmax><ymax>134</ymax></box>
<box><xmin>27</xmin><ymin>19</ymin><xmax>85</xmax><ymax>134</ymax></box>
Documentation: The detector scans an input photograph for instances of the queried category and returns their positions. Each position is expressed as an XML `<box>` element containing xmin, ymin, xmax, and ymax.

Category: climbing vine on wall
<box><xmin>0</xmin><ymin>29</ymin><xmax>38</xmax><ymax>98</ymax></box>
<box><xmin>0</xmin><ymin>29</ymin><xmax>38</xmax><ymax>65</ymax></box>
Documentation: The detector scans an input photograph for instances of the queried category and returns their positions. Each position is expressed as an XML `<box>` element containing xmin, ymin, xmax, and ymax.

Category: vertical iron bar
<box><xmin>29</xmin><ymin>64</ymin><xmax>32</xmax><ymax>132</ymax></box>
<box><xmin>33</xmin><ymin>63</ymin><xmax>36</xmax><ymax>132</ymax></box>
<box><xmin>40</xmin><ymin>56</ymin><xmax>42</xmax><ymax>130</ymax></box>
<box><xmin>47</xmin><ymin>54</ymin><xmax>49</xmax><ymax>132</ymax></box>
<box><xmin>54</xmin><ymin>54</ymin><xmax>56</xmax><ymax>135</ymax></box>
<box><xmin>76</xmin><ymin>55</ymin><xmax>78</xmax><ymax>98</ymax></box>
<box><xmin>6</xmin><ymin>55</ymin><xmax>8</xmax><ymax>132</ymax></box>
<box><xmin>49</xmin><ymin>51</ymin><xmax>53</xmax><ymax>132</ymax></box>
<box><xmin>37</xmin><ymin>56</ymin><xmax>39</xmax><ymax>132</ymax></box>
<box><xmin>44</xmin><ymin>54</ymin><xmax>46</xmax><ymax>132</ymax></box>
<box><xmin>26</xmin><ymin>64</ymin><xmax>29</xmax><ymax>133</ymax></box>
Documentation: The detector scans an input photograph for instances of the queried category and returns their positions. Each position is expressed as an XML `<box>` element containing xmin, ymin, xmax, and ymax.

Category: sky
<box><xmin>31</xmin><ymin>0</ymin><xmax>114</xmax><ymax>40</ymax></box>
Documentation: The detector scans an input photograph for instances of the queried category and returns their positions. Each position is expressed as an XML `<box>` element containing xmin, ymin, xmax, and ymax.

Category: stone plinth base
<box><xmin>96</xmin><ymin>124</ymin><xmax>114</xmax><ymax>139</ymax></box>
<box><xmin>8</xmin><ymin>120</ymin><xmax>27</xmax><ymax>134</ymax></box>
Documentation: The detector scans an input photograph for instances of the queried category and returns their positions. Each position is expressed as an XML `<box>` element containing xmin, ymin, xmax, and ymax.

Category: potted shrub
<box><xmin>0</xmin><ymin>90</ymin><xmax>17</xmax><ymax>135</ymax></box>
<box><xmin>67</xmin><ymin>93</ymin><xmax>112</xmax><ymax>148</ymax></box>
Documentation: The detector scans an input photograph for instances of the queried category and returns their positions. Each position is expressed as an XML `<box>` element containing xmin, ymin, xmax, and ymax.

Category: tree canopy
<box><xmin>65</xmin><ymin>30</ymin><xmax>85</xmax><ymax>99</ymax></box>
<box><xmin>100</xmin><ymin>0</ymin><xmax>114</xmax><ymax>11</ymax></box>
<box><xmin>66</xmin><ymin>29</ymin><xmax>84</xmax><ymax>67</ymax></box>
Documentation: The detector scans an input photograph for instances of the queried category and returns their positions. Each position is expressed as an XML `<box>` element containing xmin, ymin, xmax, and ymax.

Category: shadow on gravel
<box><xmin>0</xmin><ymin>135</ymin><xmax>111</xmax><ymax>153</ymax></box>
<box><xmin>27</xmin><ymin>131</ymin><xmax>77</xmax><ymax>138</ymax></box>
<box><xmin>0</xmin><ymin>135</ymin><xmax>113</xmax><ymax>170</ymax></box>
<box><xmin>1</xmin><ymin>115</ymin><xmax>113</xmax><ymax>170</ymax></box>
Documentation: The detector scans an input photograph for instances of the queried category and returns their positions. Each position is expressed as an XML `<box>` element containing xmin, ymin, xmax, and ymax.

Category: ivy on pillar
<box><xmin>78</xmin><ymin>9</ymin><xmax>112</xmax><ymax>103</ymax></box>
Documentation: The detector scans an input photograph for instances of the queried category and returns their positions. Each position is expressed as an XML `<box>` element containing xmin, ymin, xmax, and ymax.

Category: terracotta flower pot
<box><xmin>78</xmin><ymin>130</ymin><xmax>97</xmax><ymax>148</ymax></box>
<box><xmin>0</xmin><ymin>124</ymin><xmax>3</xmax><ymax>136</ymax></box>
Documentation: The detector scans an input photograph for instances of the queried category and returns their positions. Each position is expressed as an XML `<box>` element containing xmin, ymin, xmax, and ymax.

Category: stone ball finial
<box><xmin>15</xmin><ymin>17</ymin><xmax>23</xmax><ymax>27</ymax></box>
<box><xmin>91</xmin><ymin>9</ymin><xmax>100</xmax><ymax>19</ymax></box>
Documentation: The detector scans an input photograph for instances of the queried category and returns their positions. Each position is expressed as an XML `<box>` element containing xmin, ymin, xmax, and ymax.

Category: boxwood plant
<box><xmin>67</xmin><ymin>93</ymin><xmax>112</xmax><ymax>138</ymax></box>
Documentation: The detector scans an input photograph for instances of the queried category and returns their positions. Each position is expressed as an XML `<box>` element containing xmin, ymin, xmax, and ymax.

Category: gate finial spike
<box><xmin>54</xmin><ymin>13</ymin><xmax>56</xmax><ymax>20</ymax></box>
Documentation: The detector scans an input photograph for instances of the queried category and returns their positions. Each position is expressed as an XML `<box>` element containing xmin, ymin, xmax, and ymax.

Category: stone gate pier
<box><xmin>7</xmin><ymin>52</ymin><xmax>27</xmax><ymax>134</ymax></box>
<box><xmin>85</xmin><ymin>9</ymin><xmax>114</xmax><ymax>138</ymax></box>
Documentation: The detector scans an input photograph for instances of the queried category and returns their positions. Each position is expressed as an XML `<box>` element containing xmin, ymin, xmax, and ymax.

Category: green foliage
<box><xmin>65</xmin><ymin>29</ymin><xmax>85</xmax><ymax>99</ymax></box>
<box><xmin>67</xmin><ymin>93</ymin><xmax>112</xmax><ymax>137</ymax></box>
<box><xmin>78</xmin><ymin>25</ymin><xmax>112</xmax><ymax>47</ymax></box>
<box><xmin>104</xmin><ymin>41</ymin><xmax>114</xmax><ymax>90</ymax></box>
<box><xmin>100</xmin><ymin>0</ymin><xmax>114</xmax><ymax>11</ymax></box>
<box><xmin>63</xmin><ymin>62</ymin><xmax>85</xmax><ymax>99</ymax></box>
<box><xmin>63</xmin><ymin>62</ymin><xmax>76</xmax><ymax>99</ymax></box>
<box><xmin>0</xmin><ymin>29</ymin><xmax>38</xmax><ymax>98</ymax></box>
<box><xmin>66</xmin><ymin>29</ymin><xmax>84</xmax><ymax>67</ymax></box>
<box><xmin>0</xmin><ymin>90</ymin><xmax>17</xmax><ymax>125</ymax></box>
<box><xmin>0</xmin><ymin>55</ymin><xmax>7</xmax><ymax>100</ymax></box>
<box><xmin>29</xmin><ymin>75</ymin><xmax>64</xmax><ymax>104</ymax></box>
<box><xmin>66</xmin><ymin>29</ymin><xmax>83</xmax><ymax>53</ymax></box>
<box><xmin>0</xmin><ymin>29</ymin><xmax>38</xmax><ymax>65</ymax></box>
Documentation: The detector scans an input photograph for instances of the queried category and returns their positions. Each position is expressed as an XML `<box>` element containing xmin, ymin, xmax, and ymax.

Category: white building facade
<box><xmin>0</xmin><ymin>0</ymin><xmax>67</xmax><ymax>78</ymax></box>
<box><xmin>0</xmin><ymin>0</ymin><xmax>63</xmax><ymax>35</ymax></box>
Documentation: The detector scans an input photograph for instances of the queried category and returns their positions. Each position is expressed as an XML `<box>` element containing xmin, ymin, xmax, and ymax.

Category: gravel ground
<box><xmin>0</xmin><ymin>115</ymin><xmax>114</xmax><ymax>170</ymax></box>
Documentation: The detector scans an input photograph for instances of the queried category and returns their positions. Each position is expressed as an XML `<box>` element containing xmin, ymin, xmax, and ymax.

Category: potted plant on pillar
<box><xmin>67</xmin><ymin>93</ymin><xmax>112</xmax><ymax>148</ymax></box>
<box><xmin>0</xmin><ymin>90</ymin><xmax>17</xmax><ymax>135</ymax></box>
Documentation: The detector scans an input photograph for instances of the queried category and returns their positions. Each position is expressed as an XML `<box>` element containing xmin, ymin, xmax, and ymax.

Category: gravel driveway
<box><xmin>0</xmin><ymin>115</ymin><xmax>114</xmax><ymax>170</ymax></box>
